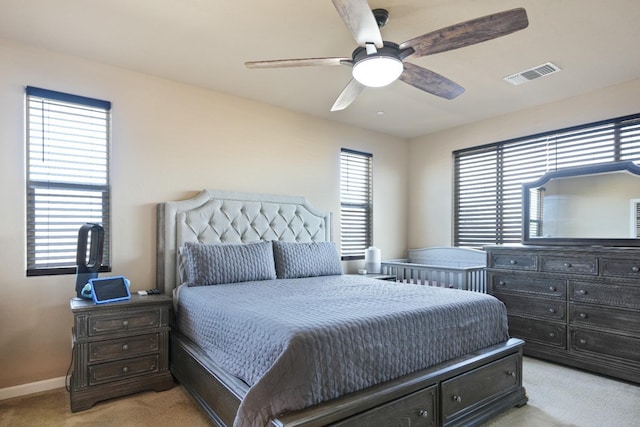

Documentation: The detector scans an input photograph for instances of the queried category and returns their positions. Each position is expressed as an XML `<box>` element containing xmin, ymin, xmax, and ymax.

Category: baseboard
<box><xmin>0</xmin><ymin>376</ymin><xmax>66</xmax><ymax>401</ymax></box>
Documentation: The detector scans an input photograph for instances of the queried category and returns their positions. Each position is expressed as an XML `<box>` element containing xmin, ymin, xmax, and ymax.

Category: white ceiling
<box><xmin>1</xmin><ymin>0</ymin><xmax>639</xmax><ymax>139</ymax></box>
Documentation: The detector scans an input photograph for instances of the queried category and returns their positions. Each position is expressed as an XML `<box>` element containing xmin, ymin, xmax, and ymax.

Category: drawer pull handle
<box><xmin>549</xmin><ymin>286</ymin><xmax>556</xmax><ymax>292</ymax></box>
<box><xmin>632</xmin><ymin>266</ymin><xmax>639</xmax><ymax>273</ymax></box>
<box><xmin>563</xmin><ymin>262</ymin><xmax>572</xmax><ymax>268</ymax></box>
<box><xmin>548</xmin><ymin>332</ymin><xmax>555</xmax><ymax>338</ymax></box>
<box><xmin>578</xmin><ymin>289</ymin><xmax>587</xmax><ymax>295</ymax></box>
<box><xmin>509</xmin><ymin>260</ymin><xmax>517</xmax><ymax>265</ymax></box>
<box><xmin>579</xmin><ymin>313</ymin><xmax>587</xmax><ymax>319</ymax></box>
<box><xmin>506</xmin><ymin>371</ymin><xmax>516</xmax><ymax>378</ymax></box>
<box><xmin>579</xmin><ymin>338</ymin><xmax>587</xmax><ymax>345</ymax></box>
<box><xmin>499</xmin><ymin>281</ymin><xmax>506</xmax><ymax>286</ymax></box>
<box><xmin>122</xmin><ymin>366</ymin><xmax>129</xmax><ymax>374</ymax></box>
<box><xmin>122</xmin><ymin>344</ymin><xmax>129</xmax><ymax>351</ymax></box>
<box><xmin>419</xmin><ymin>410</ymin><xmax>429</xmax><ymax>418</ymax></box>
<box><xmin>548</xmin><ymin>308</ymin><xmax>556</xmax><ymax>313</ymax></box>
<box><xmin>452</xmin><ymin>395</ymin><xmax>463</xmax><ymax>403</ymax></box>
<box><xmin>122</xmin><ymin>320</ymin><xmax>129</xmax><ymax>327</ymax></box>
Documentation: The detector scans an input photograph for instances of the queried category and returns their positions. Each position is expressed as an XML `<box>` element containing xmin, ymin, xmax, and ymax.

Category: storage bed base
<box><xmin>171</xmin><ymin>333</ymin><xmax>527</xmax><ymax>426</ymax></box>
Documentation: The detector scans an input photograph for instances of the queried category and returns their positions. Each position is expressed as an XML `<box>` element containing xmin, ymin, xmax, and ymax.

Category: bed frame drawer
<box><xmin>332</xmin><ymin>385</ymin><xmax>437</xmax><ymax>427</ymax></box>
<box><xmin>441</xmin><ymin>354</ymin><xmax>520</xmax><ymax>424</ymax></box>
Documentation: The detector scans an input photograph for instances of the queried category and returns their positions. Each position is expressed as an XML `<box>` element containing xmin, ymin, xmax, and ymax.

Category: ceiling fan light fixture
<box><xmin>352</xmin><ymin>55</ymin><xmax>404</xmax><ymax>87</ymax></box>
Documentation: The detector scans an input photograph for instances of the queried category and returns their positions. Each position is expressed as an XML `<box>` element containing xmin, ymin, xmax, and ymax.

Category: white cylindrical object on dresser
<box><xmin>364</xmin><ymin>246</ymin><xmax>381</xmax><ymax>274</ymax></box>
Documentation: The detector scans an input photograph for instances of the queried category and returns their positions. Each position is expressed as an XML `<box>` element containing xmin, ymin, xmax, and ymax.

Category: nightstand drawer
<box><xmin>89</xmin><ymin>354</ymin><xmax>159</xmax><ymax>385</ymax></box>
<box><xmin>89</xmin><ymin>334</ymin><xmax>159</xmax><ymax>363</ymax></box>
<box><xmin>88</xmin><ymin>310</ymin><xmax>160</xmax><ymax>336</ymax></box>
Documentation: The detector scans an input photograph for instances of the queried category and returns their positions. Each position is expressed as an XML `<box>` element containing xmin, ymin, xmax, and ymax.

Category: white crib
<box><xmin>381</xmin><ymin>247</ymin><xmax>487</xmax><ymax>293</ymax></box>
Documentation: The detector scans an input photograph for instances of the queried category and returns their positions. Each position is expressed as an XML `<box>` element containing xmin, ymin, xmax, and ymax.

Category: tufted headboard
<box><xmin>156</xmin><ymin>189</ymin><xmax>332</xmax><ymax>295</ymax></box>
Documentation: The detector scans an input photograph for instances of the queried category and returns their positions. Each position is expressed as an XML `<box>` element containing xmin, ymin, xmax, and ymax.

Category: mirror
<box><xmin>522</xmin><ymin>161</ymin><xmax>640</xmax><ymax>246</ymax></box>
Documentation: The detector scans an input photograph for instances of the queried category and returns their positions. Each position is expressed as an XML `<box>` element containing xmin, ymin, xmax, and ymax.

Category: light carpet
<box><xmin>1</xmin><ymin>357</ymin><xmax>638</xmax><ymax>426</ymax></box>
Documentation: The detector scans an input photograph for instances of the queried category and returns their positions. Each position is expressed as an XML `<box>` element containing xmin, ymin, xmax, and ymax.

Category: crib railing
<box><xmin>381</xmin><ymin>260</ymin><xmax>487</xmax><ymax>293</ymax></box>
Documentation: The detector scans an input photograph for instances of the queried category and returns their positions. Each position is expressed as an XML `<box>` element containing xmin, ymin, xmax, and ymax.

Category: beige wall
<box><xmin>0</xmin><ymin>39</ymin><xmax>409</xmax><ymax>388</ymax></box>
<box><xmin>407</xmin><ymin>78</ymin><xmax>640</xmax><ymax>249</ymax></box>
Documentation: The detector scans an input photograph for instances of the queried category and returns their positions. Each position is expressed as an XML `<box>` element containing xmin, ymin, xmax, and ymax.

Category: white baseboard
<box><xmin>0</xmin><ymin>376</ymin><xmax>66</xmax><ymax>401</ymax></box>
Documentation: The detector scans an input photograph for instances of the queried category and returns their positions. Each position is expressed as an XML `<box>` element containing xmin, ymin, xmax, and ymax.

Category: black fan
<box><xmin>245</xmin><ymin>0</ymin><xmax>528</xmax><ymax>111</ymax></box>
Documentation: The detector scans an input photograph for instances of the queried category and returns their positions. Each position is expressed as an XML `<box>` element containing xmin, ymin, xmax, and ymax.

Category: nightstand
<box><xmin>69</xmin><ymin>294</ymin><xmax>174</xmax><ymax>412</ymax></box>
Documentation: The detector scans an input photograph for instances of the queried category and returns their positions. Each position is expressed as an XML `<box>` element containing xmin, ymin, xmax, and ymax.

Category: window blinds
<box><xmin>454</xmin><ymin>113</ymin><xmax>640</xmax><ymax>248</ymax></box>
<box><xmin>26</xmin><ymin>86</ymin><xmax>111</xmax><ymax>276</ymax></box>
<box><xmin>340</xmin><ymin>148</ymin><xmax>373</xmax><ymax>260</ymax></box>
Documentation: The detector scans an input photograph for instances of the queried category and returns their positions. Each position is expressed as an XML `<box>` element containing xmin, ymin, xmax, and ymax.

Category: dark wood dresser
<box><xmin>69</xmin><ymin>295</ymin><xmax>174</xmax><ymax>411</ymax></box>
<box><xmin>485</xmin><ymin>245</ymin><xmax>640</xmax><ymax>383</ymax></box>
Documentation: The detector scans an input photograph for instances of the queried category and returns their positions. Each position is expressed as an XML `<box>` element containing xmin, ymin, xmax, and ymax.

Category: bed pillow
<box><xmin>182</xmin><ymin>241</ymin><xmax>276</xmax><ymax>286</ymax></box>
<box><xmin>273</xmin><ymin>241</ymin><xmax>343</xmax><ymax>279</ymax></box>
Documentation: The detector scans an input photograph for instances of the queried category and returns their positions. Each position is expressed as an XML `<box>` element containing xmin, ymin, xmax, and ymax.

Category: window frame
<box><xmin>453</xmin><ymin>113</ymin><xmax>640</xmax><ymax>248</ymax></box>
<box><xmin>340</xmin><ymin>148</ymin><xmax>373</xmax><ymax>261</ymax></box>
<box><xmin>25</xmin><ymin>86</ymin><xmax>112</xmax><ymax>276</ymax></box>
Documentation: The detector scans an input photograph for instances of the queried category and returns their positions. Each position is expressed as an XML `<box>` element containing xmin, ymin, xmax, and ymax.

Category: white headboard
<box><xmin>156</xmin><ymin>189</ymin><xmax>332</xmax><ymax>295</ymax></box>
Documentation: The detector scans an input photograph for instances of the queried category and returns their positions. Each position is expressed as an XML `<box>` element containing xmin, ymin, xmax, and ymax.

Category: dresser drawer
<box><xmin>508</xmin><ymin>316</ymin><xmax>566</xmax><ymax>348</ymax></box>
<box><xmin>540</xmin><ymin>255</ymin><xmax>597</xmax><ymax>275</ymax></box>
<box><xmin>89</xmin><ymin>333</ymin><xmax>159</xmax><ymax>363</ymax></box>
<box><xmin>88</xmin><ymin>310</ymin><xmax>160</xmax><ymax>336</ymax></box>
<box><xmin>89</xmin><ymin>354</ymin><xmax>159</xmax><ymax>385</ymax></box>
<box><xmin>569</xmin><ymin>304</ymin><xmax>640</xmax><ymax>335</ymax></box>
<box><xmin>494</xmin><ymin>293</ymin><xmax>565</xmax><ymax>321</ymax></box>
<box><xmin>489</xmin><ymin>273</ymin><xmax>565</xmax><ymax>297</ymax></box>
<box><xmin>489</xmin><ymin>253</ymin><xmax>537</xmax><ymax>270</ymax></box>
<box><xmin>571</xmin><ymin>328</ymin><xmax>640</xmax><ymax>363</ymax></box>
<box><xmin>601</xmin><ymin>258</ymin><xmax>640</xmax><ymax>278</ymax></box>
<box><xmin>569</xmin><ymin>280</ymin><xmax>640</xmax><ymax>310</ymax></box>
<box><xmin>333</xmin><ymin>385</ymin><xmax>437</xmax><ymax>427</ymax></box>
<box><xmin>442</xmin><ymin>354</ymin><xmax>519</xmax><ymax>423</ymax></box>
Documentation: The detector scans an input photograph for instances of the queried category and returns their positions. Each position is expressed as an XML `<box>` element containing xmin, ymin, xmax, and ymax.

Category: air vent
<box><xmin>503</xmin><ymin>62</ymin><xmax>561</xmax><ymax>85</ymax></box>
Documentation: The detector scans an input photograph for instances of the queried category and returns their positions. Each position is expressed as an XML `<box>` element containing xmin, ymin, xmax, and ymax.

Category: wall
<box><xmin>407</xmin><ymin>78</ymin><xmax>640</xmax><ymax>248</ymax></box>
<box><xmin>0</xmin><ymin>39</ymin><xmax>409</xmax><ymax>389</ymax></box>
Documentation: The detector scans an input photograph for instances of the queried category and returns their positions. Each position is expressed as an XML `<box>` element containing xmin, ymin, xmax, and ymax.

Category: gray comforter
<box><xmin>177</xmin><ymin>275</ymin><xmax>509</xmax><ymax>427</ymax></box>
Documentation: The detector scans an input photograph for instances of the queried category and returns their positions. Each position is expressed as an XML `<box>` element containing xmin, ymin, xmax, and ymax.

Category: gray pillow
<box><xmin>273</xmin><ymin>241</ymin><xmax>343</xmax><ymax>279</ymax></box>
<box><xmin>182</xmin><ymin>241</ymin><xmax>276</xmax><ymax>286</ymax></box>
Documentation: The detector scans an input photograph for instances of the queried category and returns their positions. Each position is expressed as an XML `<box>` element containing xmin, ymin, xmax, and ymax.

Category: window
<box><xmin>340</xmin><ymin>148</ymin><xmax>372</xmax><ymax>260</ymax></box>
<box><xmin>454</xmin><ymin>113</ymin><xmax>640</xmax><ymax>248</ymax></box>
<box><xmin>26</xmin><ymin>86</ymin><xmax>111</xmax><ymax>276</ymax></box>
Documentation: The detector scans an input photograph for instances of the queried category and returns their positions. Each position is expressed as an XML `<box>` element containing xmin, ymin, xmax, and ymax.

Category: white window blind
<box><xmin>340</xmin><ymin>148</ymin><xmax>372</xmax><ymax>260</ymax></box>
<box><xmin>26</xmin><ymin>86</ymin><xmax>111</xmax><ymax>276</ymax></box>
<box><xmin>454</xmin><ymin>113</ymin><xmax>640</xmax><ymax>248</ymax></box>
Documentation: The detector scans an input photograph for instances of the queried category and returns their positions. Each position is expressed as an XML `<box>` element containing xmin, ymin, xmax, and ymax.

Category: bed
<box><xmin>156</xmin><ymin>189</ymin><xmax>527</xmax><ymax>427</ymax></box>
<box><xmin>381</xmin><ymin>247</ymin><xmax>487</xmax><ymax>293</ymax></box>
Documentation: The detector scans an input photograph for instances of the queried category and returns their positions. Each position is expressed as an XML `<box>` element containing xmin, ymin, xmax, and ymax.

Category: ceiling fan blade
<box><xmin>332</xmin><ymin>0</ymin><xmax>383</xmax><ymax>48</ymax></box>
<box><xmin>245</xmin><ymin>57</ymin><xmax>350</xmax><ymax>69</ymax></box>
<box><xmin>331</xmin><ymin>79</ymin><xmax>366</xmax><ymax>111</ymax></box>
<box><xmin>399</xmin><ymin>62</ymin><xmax>465</xmax><ymax>100</ymax></box>
<box><xmin>400</xmin><ymin>8</ymin><xmax>528</xmax><ymax>58</ymax></box>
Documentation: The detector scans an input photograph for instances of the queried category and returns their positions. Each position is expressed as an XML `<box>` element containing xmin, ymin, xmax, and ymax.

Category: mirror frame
<box><xmin>522</xmin><ymin>161</ymin><xmax>640</xmax><ymax>246</ymax></box>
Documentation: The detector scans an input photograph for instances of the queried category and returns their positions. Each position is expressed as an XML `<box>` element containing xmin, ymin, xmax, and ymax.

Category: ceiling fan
<box><xmin>245</xmin><ymin>0</ymin><xmax>528</xmax><ymax>111</ymax></box>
